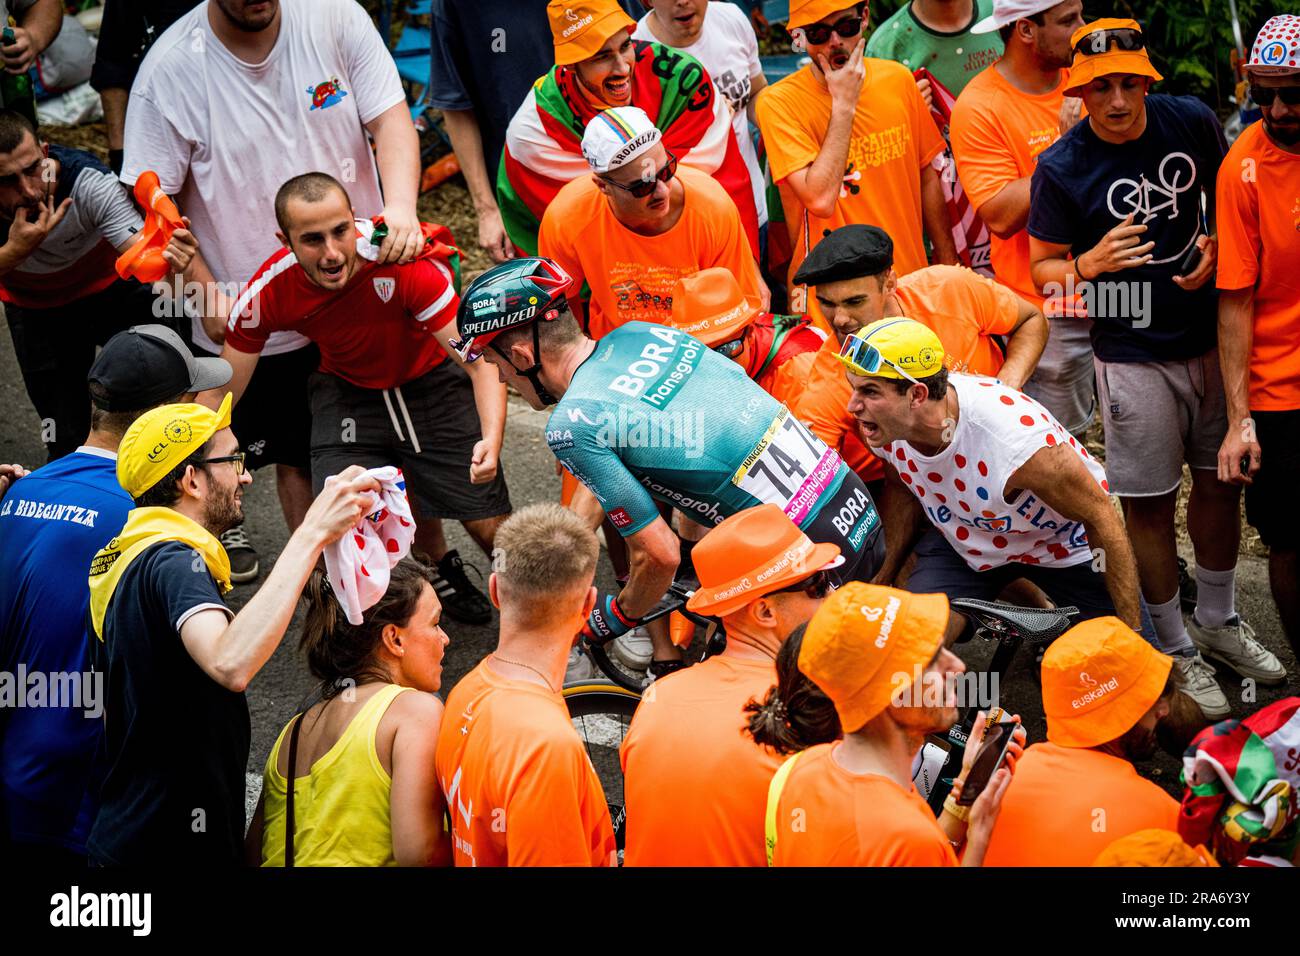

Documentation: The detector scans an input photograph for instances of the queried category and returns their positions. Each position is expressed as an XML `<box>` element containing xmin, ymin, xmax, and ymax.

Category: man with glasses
<box><xmin>86</xmin><ymin>397</ymin><xmax>382</xmax><ymax>865</ymax></box>
<box><xmin>1216</xmin><ymin>15</ymin><xmax>1300</xmax><ymax>662</ymax></box>
<box><xmin>499</xmin><ymin>0</ymin><xmax>758</xmax><ymax>259</ymax></box>
<box><xmin>452</xmin><ymin>257</ymin><xmax>884</xmax><ymax>678</ymax></box>
<box><xmin>756</xmin><ymin>0</ymin><xmax>955</xmax><ymax>330</ymax></box>
<box><xmin>1026</xmin><ymin>20</ymin><xmax>1279</xmax><ymax>721</ymax></box>
<box><xmin>840</xmin><ymin>317</ymin><xmax>1157</xmax><ymax>649</ymax></box>
<box><xmin>620</xmin><ymin>504</ymin><xmax>840</xmax><ymax>866</ymax></box>
<box><xmin>538</xmin><ymin>106</ymin><xmax>763</xmax><ymax>341</ymax></box>
<box><xmin>950</xmin><ymin>0</ymin><xmax>1094</xmax><ymax>438</ymax></box>
<box><xmin>199</xmin><ymin>172</ymin><xmax>511</xmax><ymax>624</ymax></box>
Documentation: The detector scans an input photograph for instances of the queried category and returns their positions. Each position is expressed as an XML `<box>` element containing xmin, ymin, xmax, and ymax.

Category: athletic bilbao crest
<box><xmin>373</xmin><ymin>277</ymin><xmax>395</xmax><ymax>303</ymax></box>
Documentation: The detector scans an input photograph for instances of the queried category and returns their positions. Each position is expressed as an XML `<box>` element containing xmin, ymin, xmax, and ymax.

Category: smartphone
<box><xmin>956</xmin><ymin>719</ymin><xmax>1017</xmax><ymax>806</ymax></box>
<box><xmin>1177</xmin><ymin>243</ymin><xmax>1203</xmax><ymax>278</ymax></box>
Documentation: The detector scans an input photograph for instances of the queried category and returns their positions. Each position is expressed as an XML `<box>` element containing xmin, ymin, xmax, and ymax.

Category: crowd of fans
<box><xmin>1</xmin><ymin>0</ymin><xmax>1299</xmax><ymax>869</ymax></box>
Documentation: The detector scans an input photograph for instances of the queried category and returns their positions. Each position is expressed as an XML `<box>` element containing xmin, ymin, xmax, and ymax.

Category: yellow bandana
<box><xmin>88</xmin><ymin>507</ymin><xmax>232</xmax><ymax>641</ymax></box>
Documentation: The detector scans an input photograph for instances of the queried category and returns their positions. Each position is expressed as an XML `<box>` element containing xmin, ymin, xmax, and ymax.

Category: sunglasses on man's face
<box><xmin>713</xmin><ymin>325</ymin><xmax>749</xmax><ymax>358</ymax></box>
<box><xmin>601</xmin><ymin>151</ymin><xmax>678</xmax><ymax>199</ymax></box>
<box><xmin>1251</xmin><ymin>85</ymin><xmax>1300</xmax><ymax>107</ymax></box>
<box><xmin>802</xmin><ymin>14</ymin><xmax>864</xmax><ymax>46</ymax></box>
<box><xmin>1073</xmin><ymin>27</ymin><xmax>1146</xmax><ymax>58</ymax></box>
<box><xmin>773</xmin><ymin>570</ymin><xmax>832</xmax><ymax>600</ymax></box>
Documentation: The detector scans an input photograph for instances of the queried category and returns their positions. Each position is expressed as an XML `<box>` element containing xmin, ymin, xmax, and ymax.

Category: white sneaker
<box><xmin>564</xmin><ymin>646</ymin><xmax>596</xmax><ymax>683</ymax></box>
<box><xmin>610</xmin><ymin>626</ymin><xmax>652</xmax><ymax>670</ymax></box>
<box><xmin>1188</xmin><ymin>615</ymin><xmax>1287</xmax><ymax>685</ymax></box>
<box><xmin>1172</xmin><ymin>652</ymin><xmax>1230</xmax><ymax>721</ymax></box>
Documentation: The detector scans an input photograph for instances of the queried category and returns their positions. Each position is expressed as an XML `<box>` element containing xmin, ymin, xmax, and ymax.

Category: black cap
<box><xmin>87</xmin><ymin>324</ymin><xmax>232</xmax><ymax>411</ymax></box>
<box><xmin>792</xmin><ymin>225</ymin><xmax>894</xmax><ymax>286</ymax></box>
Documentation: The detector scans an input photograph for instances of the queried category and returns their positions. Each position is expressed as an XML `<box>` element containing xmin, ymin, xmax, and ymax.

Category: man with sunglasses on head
<box><xmin>756</xmin><ymin>0</ymin><xmax>956</xmax><ymax>330</ymax></box>
<box><xmin>620</xmin><ymin>504</ymin><xmax>840</xmax><ymax>866</ymax></box>
<box><xmin>840</xmin><ymin>317</ymin><xmax>1158</xmax><ymax>651</ymax></box>
<box><xmin>1026</xmin><ymin>20</ymin><xmax>1279</xmax><ymax>721</ymax></box>
<box><xmin>1216</xmin><ymin>15</ymin><xmax>1300</xmax><ymax>663</ymax></box>
<box><xmin>453</xmin><ymin>257</ymin><xmax>884</xmax><ymax>679</ymax></box>
<box><xmin>538</xmin><ymin>106</ymin><xmax>763</xmax><ymax>342</ymax></box>
<box><xmin>950</xmin><ymin>0</ymin><xmax>1094</xmax><ymax>438</ymax></box>
<box><xmin>499</xmin><ymin>0</ymin><xmax>758</xmax><ymax>260</ymax></box>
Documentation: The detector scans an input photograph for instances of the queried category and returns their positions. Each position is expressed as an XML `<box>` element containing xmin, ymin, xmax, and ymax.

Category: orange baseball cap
<box><xmin>798</xmin><ymin>583</ymin><xmax>950</xmax><ymax>734</ymax></box>
<box><xmin>788</xmin><ymin>0</ymin><xmax>858</xmax><ymax>31</ymax></box>
<box><xmin>669</xmin><ymin>269</ymin><xmax>761</xmax><ymax>347</ymax></box>
<box><xmin>548</xmin><ymin>0</ymin><xmax>636</xmax><ymax>67</ymax></box>
<box><xmin>687</xmin><ymin>504</ymin><xmax>843</xmax><ymax>618</ymax></box>
<box><xmin>1093</xmin><ymin>829</ymin><xmax>1219</xmax><ymax>867</ymax></box>
<box><xmin>1065</xmin><ymin>19</ymin><xmax>1163</xmax><ymax>96</ymax></box>
<box><xmin>1041</xmin><ymin>617</ymin><xmax>1173</xmax><ymax>749</ymax></box>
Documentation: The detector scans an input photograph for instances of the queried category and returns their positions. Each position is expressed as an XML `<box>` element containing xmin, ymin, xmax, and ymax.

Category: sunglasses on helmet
<box><xmin>1251</xmin><ymin>85</ymin><xmax>1300</xmax><ymax>107</ymax></box>
<box><xmin>837</xmin><ymin>333</ymin><xmax>921</xmax><ymax>384</ymax></box>
<box><xmin>1073</xmin><ymin>27</ymin><xmax>1146</xmax><ymax>59</ymax></box>
<box><xmin>600</xmin><ymin>150</ymin><xmax>678</xmax><ymax>199</ymax></box>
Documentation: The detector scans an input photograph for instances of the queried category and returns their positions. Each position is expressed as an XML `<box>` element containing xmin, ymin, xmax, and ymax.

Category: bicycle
<box><xmin>914</xmin><ymin>598</ymin><xmax>1079</xmax><ymax>812</ymax></box>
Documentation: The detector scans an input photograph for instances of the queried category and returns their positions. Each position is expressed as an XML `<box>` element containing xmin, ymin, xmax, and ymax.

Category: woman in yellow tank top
<box><xmin>246</xmin><ymin>559</ymin><xmax>451</xmax><ymax>866</ymax></box>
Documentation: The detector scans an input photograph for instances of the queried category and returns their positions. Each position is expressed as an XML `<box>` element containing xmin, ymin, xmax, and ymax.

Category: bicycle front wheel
<box><xmin>563</xmin><ymin>680</ymin><xmax>642</xmax><ymax>855</ymax></box>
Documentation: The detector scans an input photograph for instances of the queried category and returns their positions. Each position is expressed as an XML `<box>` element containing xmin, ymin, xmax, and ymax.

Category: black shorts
<box><xmin>229</xmin><ymin>344</ymin><xmax>317</xmax><ymax>470</ymax></box>
<box><xmin>1244</xmin><ymin>408</ymin><xmax>1300</xmax><ymax>549</ymax></box>
<box><xmin>308</xmin><ymin>361</ymin><xmax>512</xmax><ymax>521</ymax></box>
<box><xmin>803</xmin><ymin>470</ymin><xmax>885</xmax><ymax>586</ymax></box>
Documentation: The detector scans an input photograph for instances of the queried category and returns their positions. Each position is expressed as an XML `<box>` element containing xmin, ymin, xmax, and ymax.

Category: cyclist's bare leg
<box><xmin>997</xmin><ymin>578</ymin><xmax>1053</xmax><ymax>609</ymax></box>
<box><xmin>1186</xmin><ymin>467</ymin><xmax>1241</xmax><ymax>573</ymax></box>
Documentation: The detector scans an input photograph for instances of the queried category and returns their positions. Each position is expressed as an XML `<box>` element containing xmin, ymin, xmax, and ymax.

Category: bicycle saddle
<box><xmin>949</xmin><ymin>598</ymin><xmax>1080</xmax><ymax>645</ymax></box>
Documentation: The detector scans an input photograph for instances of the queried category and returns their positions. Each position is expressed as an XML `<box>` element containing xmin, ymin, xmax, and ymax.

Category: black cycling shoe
<box><xmin>432</xmin><ymin>549</ymin><xmax>493</xmax><ymax>625</ymax></box>
<box><xmin>647</xmin><ymin>659</ymin><xmax>690</xmax><ymax>682</ymax></box>
<box><xmin>1178</xmin><ymin>557</ymin><xmax>1198</xmax><ymax>613</ymax></box>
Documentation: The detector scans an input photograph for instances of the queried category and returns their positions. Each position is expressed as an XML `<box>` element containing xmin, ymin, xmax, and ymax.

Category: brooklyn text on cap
<box><xmin>548</xmin><ymin>0</ymin><xmax>637</xmax><ymax>67</ymax></box>
<box><xmin>88</xmin><ymin>324</ymin><xmax>232</xmax><ymax>411</ymax></box>
<box><xmin>792</xmin><ymin>224</ymin><xmax>894</xmax><ymax>287</ymax></box>
<box><xmin>116</xmin><ymin>393</ymin><xmax>234</xmax><ymax>499</ymax></box>
<box><xmin>581</xmin><ymin>106</ymin><xmax>663</xmax><ymax>174</ymax></box>
<box><xmin>971</xmin><ymin>0</ymin><xmax>1065</xmax><ymax>35</ymax></box>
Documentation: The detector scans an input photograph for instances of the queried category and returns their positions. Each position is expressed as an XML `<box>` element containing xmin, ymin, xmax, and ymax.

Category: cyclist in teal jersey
<box><xmin>453</xmin><ymin>258</ymin><xmax>884</xmax><ymax>676</ymax></box>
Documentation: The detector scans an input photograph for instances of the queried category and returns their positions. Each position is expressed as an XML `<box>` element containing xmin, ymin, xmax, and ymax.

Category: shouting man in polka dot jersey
<box><xmin>841</xmin><ymin>316</ymin><xmax>1160</xmax><ymax>651</ymax></box>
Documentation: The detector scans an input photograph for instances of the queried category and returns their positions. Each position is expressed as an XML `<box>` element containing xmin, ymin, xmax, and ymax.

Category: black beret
<box><xmin>792</xmin><ymin>224</ymin><xmax>894</xmax><ymax>286</ymax></box>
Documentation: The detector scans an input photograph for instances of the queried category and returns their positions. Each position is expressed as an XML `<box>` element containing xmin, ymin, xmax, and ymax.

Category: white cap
<box><xmin>580</xmin><ymin>107</ymin><xmax>662</xmax><ymax>174</ymax></box>
<box><xmin>1248</xmin><ymin>15</ymin><xmax>1300</xmax><ymax>75</ymax></box>
<box><xmin>971</xmin><ymin>0</ymin><xmax>1063</xmax><ymax>35</ymax></box>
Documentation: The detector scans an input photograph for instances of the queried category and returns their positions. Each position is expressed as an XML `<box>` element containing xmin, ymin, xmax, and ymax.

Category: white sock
<box><xmin>1148</xmin><ymin>594</ymin><xmax>1194</xmax><ymax>656</ymax></box>
<box><xmin>1193</xmin><ymin>565</ymin><xmax>1237</xmax><ymax>629</ymax></box>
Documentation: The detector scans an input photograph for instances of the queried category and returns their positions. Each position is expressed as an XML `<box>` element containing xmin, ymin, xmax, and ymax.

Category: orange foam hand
<box><xmin>115</xmin><ymin>171</ymin><xmax>185</xmax><ymax>283</ymax></box>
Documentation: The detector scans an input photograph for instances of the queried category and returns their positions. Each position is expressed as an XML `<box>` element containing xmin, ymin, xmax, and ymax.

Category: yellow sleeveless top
<box><xmin>261</xmin><ymin>684</ymin><xmax>412</xmax><ymax>867</ymax></box>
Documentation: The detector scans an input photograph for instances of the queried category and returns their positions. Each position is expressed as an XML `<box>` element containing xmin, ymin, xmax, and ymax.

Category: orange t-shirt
<box><xmin>770</xmin><ymin>742</ymin><xmax>959</xmax><ymax>866</ymax></box>
<box><xmin>434</xmin><ymin>660</ymin><xmax>616</xmax><ymax>867</ymax></box>
<box><xmin>619</xmin><ymin>652</ymin><xmax>783</xmax><ymax>866</ymax></box>
<box><xmin>981</xmin><ymin>742</ymin><xmax>1180</xmax><ymax>867</ymax></box>
<box><xmin>950</xmin><ymin>64</ymin><xmax>1070</xmax><ymax>312</ymax></box>
<box><xmin>538</xmin><ymin>164</ymin><xmax>762</xmax><ymax>341</ymax></box>
<box><xmin>756</xmin><ymin>58</ymin><xmax>945</xmax><ymax>327</ymax></box>
<box><xmin>789</xmin><ymin>264</ymin><xmax>1020</xmax><ymax>484</ymax></box>
<box><xmin>1215</xmin><ymin>120</ymin><xmax>1300</xmax><ymax>412</ymax></box>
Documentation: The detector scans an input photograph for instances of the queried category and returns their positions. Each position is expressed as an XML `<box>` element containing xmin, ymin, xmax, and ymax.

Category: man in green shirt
<box><xmin>867</xmin><ymin>0</ymin><xmax>1003</xmax><ymax>97</ymax></box>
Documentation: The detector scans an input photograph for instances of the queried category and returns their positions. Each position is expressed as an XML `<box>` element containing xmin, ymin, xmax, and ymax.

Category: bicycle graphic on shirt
<box><xmin>1105</xmin><ymin>151</ymin><xmax>1199</xmax><ymax>265</ymax></box>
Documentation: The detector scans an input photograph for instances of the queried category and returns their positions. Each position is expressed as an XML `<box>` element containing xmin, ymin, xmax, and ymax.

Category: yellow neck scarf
<box><xmin>89</xmin><ymin>507</ymin><xmax>232</xmax><ymax>641</ymax></box>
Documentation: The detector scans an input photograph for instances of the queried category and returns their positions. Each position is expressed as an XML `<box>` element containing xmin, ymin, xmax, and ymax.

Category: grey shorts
<box><xmin>1022</xmin><ymin>315</ymin><xmax>1095</xmax><ymax>435</ymax></box>
<box><xmin>1093</xmin><ymin>348</ymin><xmax>1228</xmax><ymax>497</ymax></box>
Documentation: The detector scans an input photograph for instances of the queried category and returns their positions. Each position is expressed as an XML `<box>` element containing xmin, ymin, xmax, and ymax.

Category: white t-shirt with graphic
<box><xmin>873</xmin><ymin>373</ymin><xmax>1110</xmax><ymax>571</ymax></box>
<box><xmin>634</xmin><ymin>2</ymin><xmax>767</xmax><ymax>227</ymax></box>
<box><xmin>121</xmin><ymin>0</ymin><xmax>406</xmax><ymax>355</ymax></box>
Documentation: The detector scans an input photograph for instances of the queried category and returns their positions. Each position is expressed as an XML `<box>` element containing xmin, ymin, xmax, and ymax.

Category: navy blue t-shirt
<box><xmin>427</xmin><ymin>0</ymin><xmax>643</xmax><ymax>177</ymax></box>
<box><xmin>1029</xmin><ymin>94</ymin><xmax>1228</xmax><ymax>363</ymax></box>
<box><xmin>87</xmin><ymin>541</ymin><xmax>248</xmax><ymax>866</ymax></box>
<box><xmin>0</xmin><ymin>448</ymin><xmax>132</xmax><ymax>854</ymax></box>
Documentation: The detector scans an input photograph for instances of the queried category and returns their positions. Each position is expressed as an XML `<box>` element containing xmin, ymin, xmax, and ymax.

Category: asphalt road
<box><xmin>2</xmin><ymin>322</ymin><xmax>1297</xmax><ymax>804</ymax></box>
